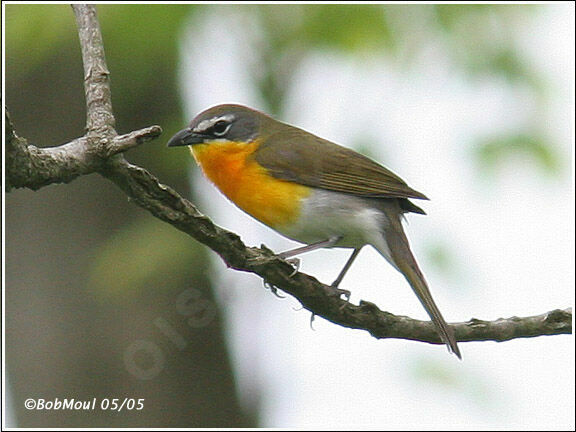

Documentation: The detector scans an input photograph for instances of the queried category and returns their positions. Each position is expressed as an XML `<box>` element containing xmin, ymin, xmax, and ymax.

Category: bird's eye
<box><xmin>211</xmin><ymin>120</ymin><xmax>231</xmax><ymax>136</ymax></box>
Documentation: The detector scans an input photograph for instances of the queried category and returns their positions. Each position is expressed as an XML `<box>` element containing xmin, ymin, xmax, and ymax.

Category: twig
<box><xmin>73</xmin><ymin>4</ymin><xmax>115</xmax><ymax>134</ymax></box>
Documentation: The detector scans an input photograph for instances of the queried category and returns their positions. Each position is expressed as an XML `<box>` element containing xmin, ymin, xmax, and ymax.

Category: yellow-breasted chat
<box><xmin>167</xmin><ymin>104</ymin><xmax>461</xmax><ymax>359</ymax></box>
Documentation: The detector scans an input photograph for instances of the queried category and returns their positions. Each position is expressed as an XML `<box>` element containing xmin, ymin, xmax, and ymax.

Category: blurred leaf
<box><xmin>97</xmin><ymin>5</ymin><xmax>194</xmax><ymax>95</ymax></box>
<box><xmin>251</xmin><ymin>4</ymin><xmax>398</xmax><ymax>112</ymax></box>
<box><xmin>411</xmin><ymin>357</ymin><xmax>459</xmax><ymax>387</ymax></box>
<box><xmin>434</xmin><ymin>4</ymin><xmax>538</xmax><ymax>32</ymax></box>
<box><xmin>255</xmin><ymin>4</ymin><xmax>395</xmax><ymax>54</ymax></box>
<box><xmin>425</xmin><ymin>241</ymin><xmax>455</xmax><ymax>276</ymax></box>
<box><xmin>409</xmin><ymin>357</ymin><xmax>498</xmax><ymax>408</ymax></box>
<box><xmin>4</xmin><ymin>4</ymin><xmax>76</xmax><ymax>73</ymax></box>
<box><xmin>423</xmin><ymin>240</ymin><xmax>470</xmax><ymax>293</ymax></box>
<box><xmin>474</xmin><ymin>132</ymin><xmax>560</xmax><ymax>176</ymax></box>
<box><xmin>434</xmin><ymin>5</ymin><xmax>543</xmax><ymax>87</ymax></box>
<box><xmin>468</xmin><ymin>46</ymin><xmax>540</xmax><ymax>88</ymax></box>
<box><xmin>434</xmin><ymin>4</ymin><xmax>493</xmax><ymax>30</ymax></box>
<box><xmin>300</xmin><ymin>5</ymin><xmax>395</xmax><ymax>53</ymax></box>
<box><xmin>88</xmin><ymin>217</ymin><xmax>207</xmax><ymax>301</ymax></box>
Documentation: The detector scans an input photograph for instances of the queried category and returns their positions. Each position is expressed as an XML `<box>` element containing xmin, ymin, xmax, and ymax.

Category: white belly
<box><xmin>276</xmin><ymin>189</ymin><xmax>388</xmax><ymax>249</ymax></box>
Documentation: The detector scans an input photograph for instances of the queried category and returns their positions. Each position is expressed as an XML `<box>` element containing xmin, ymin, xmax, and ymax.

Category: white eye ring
<box><xmin>212</xmin><ymin>119</ymin><xmax>232</xmax><ymax>136</ymax></box>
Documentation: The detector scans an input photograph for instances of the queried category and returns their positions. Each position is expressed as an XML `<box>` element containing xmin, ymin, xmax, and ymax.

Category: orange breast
<box><xmin>191</xmin><ymin>140</ymin><xmax>311</xmax><ymax>229</ymax></box>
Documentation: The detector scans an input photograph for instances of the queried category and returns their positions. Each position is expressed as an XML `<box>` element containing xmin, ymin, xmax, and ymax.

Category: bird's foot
<box><xmin>279</xmin><ymin>255</ymin><xmax>300</xmax><ymax>277</ymax></box>
<box><xmin>329</xmin><ymin>284</ymin><xmax>351</xmax><ymax>301</ymax></box>
<box><xmin>263</xmin><ymin>281</ymin><xmax>285</xmax><ymax>298</ymax></box>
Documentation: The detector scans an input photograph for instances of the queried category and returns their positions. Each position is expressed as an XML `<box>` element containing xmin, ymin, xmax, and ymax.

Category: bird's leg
<box><xmin>278</xmin><ymin>236</ymin><xmax>342</xmax><ymax>275</ymax></box>
<box><xmin>327</xmin><ymin>248</ymin><xmax>362</xmax><ymax>301</ymax></box>
<box><xmin>278</xmin><ymin>237</ymin><xmax>352</xmax><ymax>300</ymax></box>
<box><xmin>331</xmin><ymin>248</ymin><xmax>361</xmax><ymax>289</ymax></box>
<box><xmin>278</xmin><ymin>236</ymin><xmax>342</xmax><ymax>259</ymax></box>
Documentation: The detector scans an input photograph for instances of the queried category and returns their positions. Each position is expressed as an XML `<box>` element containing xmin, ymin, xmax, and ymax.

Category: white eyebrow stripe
<box><xmin>194</xmin><ymin>114</ymin><xmax>235</xmax><ymax>133</ymax></box>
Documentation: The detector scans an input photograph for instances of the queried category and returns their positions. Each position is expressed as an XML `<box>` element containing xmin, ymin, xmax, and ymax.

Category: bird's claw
<box><xmin>281</xmin><ymin>256</ymin><xmax>300</xmax><ymax>277</ymax></box>
<box><xmin>330</xmin><ymin>285</ymin><xmax>351</xmax><ymax>301</ymax></box>
<box><xmin>309</xmin><ymin>312</ymin><xmax>316</xmax><ymax>330</ymax></box>
<box><xmin>263</xmin><ymin>281</ymin><xmax>285</xmax><ymax>298</ymax></box>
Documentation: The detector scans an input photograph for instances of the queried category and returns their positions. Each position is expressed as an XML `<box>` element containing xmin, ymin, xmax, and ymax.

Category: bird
<box><xmin>167</xmin><ymin>103</ymin><xmax>461</xmax><ymax>358</ymax></box>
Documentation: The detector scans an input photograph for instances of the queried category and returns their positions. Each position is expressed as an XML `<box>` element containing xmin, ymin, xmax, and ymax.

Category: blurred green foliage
<box><xmin>475</xmin><ymin>131</ymin><xmax>560</xmax><ymax>176</ymax></box>
<box><xmin>247</xmin><ymin>4</ymin><xmax>546</xmax><ymax>112</ymax></box>
<box><xmin>410</xmin><ymin>357</ymin><xmax>497</xmax><ymax>408</ymax></box>
<box><xmin>5</xmin><ymin>4</ymin><xmax>76</xmax><ymax>71</ymax></box>
<box><xmin>425</xmin><ymin>241</ymin><xmax>456</xmax><ymax>276</ymax></box>
<box><xmin>96</xmin><ymin>5</ymin><xmax>193</xmax><ymax>128</ymax></box>
<box><xmin>297</xmin><ymin>5</ymin><xmax>395</xmax><ymax>53</ymax></box>
<box><xmin>434</xmin><ymin>5</ymin><xmax>541</xmax><ymax>85</ymax></box>
<box><xmin>88</xmin><ymin>217</ymin><xmax>207</xmax><ymax>301</ymax></box>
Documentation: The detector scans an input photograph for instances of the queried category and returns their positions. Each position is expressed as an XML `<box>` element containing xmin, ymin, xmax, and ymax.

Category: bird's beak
<box><xmin>166</xmin><ymin>128</ymin><xmax>205</xmax><ymax>147</ymax></box>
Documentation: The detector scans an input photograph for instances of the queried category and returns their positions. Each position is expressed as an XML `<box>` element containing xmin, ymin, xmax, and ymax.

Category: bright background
<box><xmin>180</xmin><ymin>4</ymin><xmax>574</xmax><ymax>429</ymax></box>
<box><xmin>4</xmin><ymin>3</ymin><xmax>574</xmax><ymax>429</ymax></box>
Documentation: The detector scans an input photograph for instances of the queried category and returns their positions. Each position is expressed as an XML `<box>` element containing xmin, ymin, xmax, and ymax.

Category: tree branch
<box><xmin>73</xmin><ymin>4</ymin><xmax>115</xmax><ymax>134</ymax></box>
<box><xmin>5</xmin><ymin>108</ymin><xmax>161</xmax><ymax>191</ymax></box>
<box><xmin>5</xmin><ymin>5</ymin><xmax>572</xmax><ymax>352</ymax></box>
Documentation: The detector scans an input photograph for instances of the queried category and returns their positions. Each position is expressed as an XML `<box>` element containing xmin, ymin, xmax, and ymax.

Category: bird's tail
<box><xmin>374</xmin><ymin>207</ymin><xmax>461</xmax><ymax>358</ymax></box>
<box><xmin>396</xmin><ymin>247</ymin><xmax>461</xmax><ymax>359</ymax></box>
